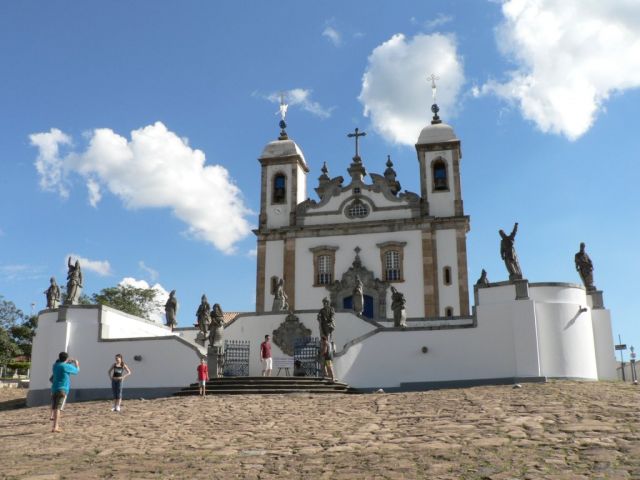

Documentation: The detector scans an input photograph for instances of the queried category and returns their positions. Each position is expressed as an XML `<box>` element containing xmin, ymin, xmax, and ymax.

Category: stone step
<box><xmin>174</xmin><ymin>376</ymin><xmax>358</xmax><ymax>396</ymax></box>
<box><xmin>174</xmin><ymin>388</ymin><xmax>355</xmax><ymax>396</ymax></box>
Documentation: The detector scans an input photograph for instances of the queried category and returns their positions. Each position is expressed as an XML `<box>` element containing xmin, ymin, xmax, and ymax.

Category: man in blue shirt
<box><xmin>50</xmin><ymin>352</ymin><xmax>79</xmax><ymax>433</ymax></box>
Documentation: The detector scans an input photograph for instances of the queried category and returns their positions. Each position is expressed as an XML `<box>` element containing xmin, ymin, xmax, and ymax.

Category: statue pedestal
<box><xmin>588</xmin><ymin>290</ymin><xmax>604</xmax><ymax>309</ymax></box>
<box><xmin>513</xmin><ymin>279</ymin><xmax>530</xmax><ymax>300</ymax></box>
<box><xmin>208</xmin><ymin>345</ymin><xmax>223</xmax><ymax>378</ymax></box>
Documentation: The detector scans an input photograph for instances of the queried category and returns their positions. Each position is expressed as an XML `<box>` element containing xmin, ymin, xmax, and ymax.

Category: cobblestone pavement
<box><xmin>1</xmin><ymin>381</ymin><xmax>639</xmax><ymax>479</ymax></box>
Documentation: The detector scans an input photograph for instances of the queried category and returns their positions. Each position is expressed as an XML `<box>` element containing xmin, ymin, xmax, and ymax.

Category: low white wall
<box><xmin>591</xmin><ymin>308</ymin><xmax>617</xmax><ymax>380</ymax></box>
<box><xmin>101</xmin><ymin>306</ymin><xmax>173</xmax><ymax>339</ymax></box>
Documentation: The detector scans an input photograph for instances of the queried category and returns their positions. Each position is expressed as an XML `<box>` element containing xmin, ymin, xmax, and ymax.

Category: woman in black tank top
<box><xmin>108</xmin><ymin>354</ymin><xmax>131</xmax><ymax>412</ymax></box>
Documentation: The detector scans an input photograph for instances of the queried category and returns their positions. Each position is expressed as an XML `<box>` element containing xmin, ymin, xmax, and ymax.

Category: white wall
<box><xmin>435</xmin><ymin>228</ymin><xmax>460</xmax><ymax>315</ymax></box>
<box><xmin>265</xmin><ymin>164</ymin><xmax>292</xmax><ymax>229</ymax></box>
<box><xmin>591</xmin><ymin>308</ymin><xmax>617</xmax><ymax>380</ymax></box>
<box><xmin>295</xmin><ymin>230</ymin><xmax>424</xmax><ymax>317</ymax></box>
<box><xmin>101</xmin><ymin>307</ymin><xmax>173</xmax><ymax>338</ymax></box>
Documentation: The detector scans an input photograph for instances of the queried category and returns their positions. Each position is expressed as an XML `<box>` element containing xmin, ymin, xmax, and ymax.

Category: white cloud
<box><xmin>29</xmin><ymin>128</ymin><xmax>72</xmax><ymax>198</ymax></box>
<box><xmin>322</xmin><ymin>26</ymin><xmax>342</xmax><ymax>46</ymax></box>
<box><xmin>412</xmin><ymin>13</ymin><xmax>454</xmax><ymax>30</ymax></box>
<box><xmin>32</xmin><ymin>122</ymin><xmax>253</xmax><ymax>253</ymax></box>
<box><xmin>479</xmin><ymin>0</ymin><xmax>640</xmax><ymax>140</ymax></box>
<box><xmin>0</xmin><ymin>264</ymin><xmax>45</xmax><ymax>281</ymax></box>
<box><xmin>267</xmin><ymin>89</ymin><xmax>335</xmax><ymax>119</ymax></box>
<box><xmin>359</xmin><ymin>33</ymin><xmax>465</xmax><ymax>146</ymax></box>
<box><xmin>119</xmin><ymin>277</ymin><xmax>169</xmax><ymax>324</ymax></box>
<box><xmin>138</xmin><ymin>261</ymin><xmax>159</xmax><ymax>281</ymax></box>
<box><xmin>246</xmin><ymin>248</ymin><xmax>257</xmax><ymax>258</ymax></box>
<box><xmin>66</xmin><ymin>253</ymin><xmax>112</xmax><ymax>276</ymax></box>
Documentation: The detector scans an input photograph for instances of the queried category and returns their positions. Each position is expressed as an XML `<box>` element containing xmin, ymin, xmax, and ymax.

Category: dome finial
<box><xmin>428</xmin><ymin>74</ymin><xmax>442</xmax><ymax>125</ymax></box>
<box><xmin>278</xmin><ymin>92</ymin><xmax>289</xmax><ymax>140</ymax></box>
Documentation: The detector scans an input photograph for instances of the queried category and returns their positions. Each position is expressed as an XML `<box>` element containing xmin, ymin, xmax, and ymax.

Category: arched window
<box><xmin>272</xmin><ymin>174</ymin><xmax>286</xmax><ymax>204</ymax></box>
<box><xmin>445</xmin><ymin>307</ymin><xmax>453</xmax><ymax>317</ymax></box>
<box><xmin>432</xmin><ymin>160</ymin><xmax>448</xmax><ymax>191</ymax></box>
<box><xmin>385</xmin><ymin>250</ymin><xmax>401</xmax><ymax>282</ymax></box>
<box><xmin>443</xmin><ymin>266</ymin><xmax>452</xmax><ymax>286</ymax></box>
<box><xmin>345</xmin><ymin>199</ymin><xmax>369</xmax><ymax>219</ymax></box>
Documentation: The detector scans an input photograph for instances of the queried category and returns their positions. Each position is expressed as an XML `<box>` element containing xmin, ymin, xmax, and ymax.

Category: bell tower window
<box><xmin>432</xmin><ymin>159</ymin><xmax>448</xmax><ymax>191</ymax></box>
<box><xmin>272</xmin><ymin>174</ymin><xmax>286</xmax><ymax>204</ymax></box>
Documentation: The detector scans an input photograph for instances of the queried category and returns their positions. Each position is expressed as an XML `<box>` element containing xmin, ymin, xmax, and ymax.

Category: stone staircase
<box><xmin>174</xmin><ymin>376</ymin><xmax>358</xmax><ymax>396</ymax></box>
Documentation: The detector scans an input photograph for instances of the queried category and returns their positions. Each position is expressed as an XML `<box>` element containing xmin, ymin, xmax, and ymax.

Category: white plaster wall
<box><xmin>297</xmin><ymin>163</ymin><xmax>307</xmax><ymax>205</ymax></box>
<box><xmin>264</xmin><ymin>239</ymin><xmax>284</xmax><ymax>311</ymax></box>
<box><xmin>335</xmin><ymin>317</ymin><xmax>518</xmax><ymax>389</ymax></box>
<box><xmin>423</xmin><ymin>150</ymin><xmax>455</xmax><ymax>217</ymax></box>
<box><xmin>101</xmin><ymin>307</ymin><xmax>173</xmax><ymax>339</ymax></box>
<box><xmin>224</xmin><ymin>311</ymin><xmax>377</xmax><ymax>376</ymax></box>
<box><xmin>435</xmin><ymin>229</ymin><xmax>460</xmax><ymax>315</ymax></box>
<box><xmin>29</xmin><ymin>307</ymin><xmax>201</xmax><ymax>396</ymax></box>
<box><xmin>591</xmin><ymin>309</ymin><xmax>617</xmax><ymax>380</ymax></box>
<box><xmin>531</xmin><ymin>285</ymin><xmax>598</xmax><ymax>379</ymax></box>
<box><xmin>265</xmin><ymin>164</ymin><xmax>291</xmax><ymax>229</ymax></box>
<box><xmin>302</xmin><ymin>206</ymin><xmax>412</xmax><ymax>226</ymax></box>
<box><xmin>295</xmin><ymin>230</ymin><xmax>424</xmax><ymax>317</ymax></box>
<box><xmin>477</xmin><ymin>284</ymin><xmax>517</xmax><ymax>304</ymax></box>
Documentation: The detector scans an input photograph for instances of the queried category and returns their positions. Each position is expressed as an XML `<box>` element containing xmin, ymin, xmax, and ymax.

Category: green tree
<box><xmin>0</xmin><ymin>327</ymin><xmax>21</xmax><ymax>366</ymax></box>
<box><xmin>10</xmin><ymin>315</ymin><xmax>38</xmax><ymax>359</ymax></box>
<box><xmin>92</xmin><ymin>285</ymin><xmax>161</xmax><ymax>320</ymax></box>
<box><xmin>0</xmin><ymin>296</ymin><xmax>24</xmax><ymax>330</ymax></box>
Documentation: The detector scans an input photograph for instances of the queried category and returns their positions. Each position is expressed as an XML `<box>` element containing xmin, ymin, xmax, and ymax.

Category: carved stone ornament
<box><xmin>272</xmin><ymin>312</ymin><xmax>312</xmax><ymax>356</ymax></box>
<box><xmin>325</xmin><ymin>247</ymin><xmax>389</xmax><ymax>320</ymax></box>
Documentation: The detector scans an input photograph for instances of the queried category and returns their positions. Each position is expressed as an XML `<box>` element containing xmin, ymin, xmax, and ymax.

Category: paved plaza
<box><xmin>1</xmin><ymin>381</ymin><xmax>639</xmax><ymax>479</ymax></box>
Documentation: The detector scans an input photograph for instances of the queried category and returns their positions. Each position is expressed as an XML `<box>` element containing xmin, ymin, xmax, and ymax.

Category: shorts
<box><xmin>111</xmin><ymin>379</ymin><xmax>123</xmax><ymax>399</ymax></box>
<box><xmin>199</xmin><ymin>380</ymin><xmax>206</xmax><ymax>387</ymax></box>
<box><xmin>262</xmin><ymin>357</ymin><xmax>273</xmax><ymax>370</ymax></box>
<box><xmin>51</xmin><ymin>390</ymin><xmax>66</xmax><ymax>411</ymax></box>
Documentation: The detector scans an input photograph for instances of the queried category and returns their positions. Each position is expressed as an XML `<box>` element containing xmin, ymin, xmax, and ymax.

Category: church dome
<box><xmin>260</xmin><ymin>138</ymin><xmax>307</xmax><ymax>164</ymax></box>
<box><xmin>416</xmin><ymin>121</ymin><xmax>457</xmax><ymax>145</ymax></box>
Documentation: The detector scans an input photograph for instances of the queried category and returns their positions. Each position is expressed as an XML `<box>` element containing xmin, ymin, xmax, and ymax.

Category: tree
<box><xmin>0</xmin><ymin>296</ymin><xmax>24</xmax><ymax>330</ymax></box>
<box><xmin>10</xmin><ymin>315</ymin><xmax>38</xmax><ymax>359</ymax></box>
<box><xmin>92</xmin><ymin>285</ymin><xmax>162</xmax><ymax>320</ymax></box>
<box><xmin>0</xmin><ymin>327</ymin><xmax>21</xmax><ymax>366</ymax></box>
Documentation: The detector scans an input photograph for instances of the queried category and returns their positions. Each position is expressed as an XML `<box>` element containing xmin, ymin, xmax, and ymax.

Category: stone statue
<box><xmin>195</xmin><ymin>295</ymin><xmax>210</xmax><ymax>336</ymax></box>
<box><xmin>64</xmin><ymin>257</ymin><xmax>83</xmax><ymax>305</ymax></box>
<box><xmin>352</xmin><ymin>275</ymin><xmax>364</xmax><ymax>316</ymax></box>
<box><xmin>44</xmin><ymin>277</ymin><xmax>61</xmax><ymax>309</ymax></box>
<box><xmin>499</xmin><ymin>223</ymin><xmax>523</xmax><ymax>280</ymax></box>
<box><xmin>476</xmin><ymin>269</ymin><xmax>489</xmax><ymax>286</ymax></box>
<box><xmin>390</xmin><ymin>286</ymin><xmax>407</xmax><ymax>327</ymax></box>
<box><xmin>271</xmin><ymin>277</ymin><xmax>289</xmax><ymax>312</ymax></box>
<box><xmin>317</xmin><ymin>297</ymin><xmax>336</xmax><ymax>341</ymax></box>
<box><xmin>575</xmin><ymin>242</ymin><xmax>596</xmax><ymax>291</ymax></box>
<box><xmin>165</xmin><ymin>290</ymin><xmax>178</xmax><ymax>330</ymax></box>
<box><xmin>208</xmin><ymin>303</ymin><xmax>225</xmax><ymax>348</ymax></box>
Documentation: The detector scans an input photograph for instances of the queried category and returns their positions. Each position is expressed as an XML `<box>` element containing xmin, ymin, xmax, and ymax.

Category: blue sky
<box><xmin>1</xmin><ymin>1</ymin><xmax>639</xmax><ymax>352</ymax></box>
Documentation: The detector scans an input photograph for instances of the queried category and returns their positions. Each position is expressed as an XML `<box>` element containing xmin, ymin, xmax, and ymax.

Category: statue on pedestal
<box><xmin>271</xmin><ymin>277</ymin><xmax>289</xmax><ymax>312</ymax></box>
<box><xmin>575</xmin><ymin>242</ymin><xmax>596</xmax><ymax>291</ymax></box>
<box><xmin>390</xmin><ymin>286</ymin><xmax>407</xmax><ymax>327</ymax></box>
<box><xmin>64</xmin><ymin>257</ymin><xmax>83</xmax><ymax>305</ymax></box>
<box><xmin>317</xmin><ymin>297</ymin><xmax>336</xmax><ymax>341</ymax></box>
<box><xmin>45</xmin><ymin>277</ymin><xmax>61</xmax><ymax>309</ymax></box>
<box><xmin>476</xmin><ymin>269</ymin><xmax>489</xmax><ymax>286</ymax></box>
<box><xmin>165</xmin><ymin>290</ymin><xmax>178</xmax><ymax>330</ymax></box>
<box><xmin>195</xmin><ymin>295</ymin><xmax>210</xmax><ymax>337</ymax></box>
<box><xmin>499</xmin><ymin>223</ymin><xmax>523</xmax><ymax>280</ymax></box>
<box><xmin>208</xmin><ymin>303</ymin><xmax>225</xmax><ymax>348</ymax></box>
<box><xmin>352</xmin><ymin>275</ymin><xmax>364</xmax><ymax>317</ymax></box>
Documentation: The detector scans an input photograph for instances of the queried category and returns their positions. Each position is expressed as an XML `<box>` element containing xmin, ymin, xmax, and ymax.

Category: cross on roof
<box><xmin>347</xmin><ymin>128</ymin><xmax>366</xmax><ymax>159</ymax></box>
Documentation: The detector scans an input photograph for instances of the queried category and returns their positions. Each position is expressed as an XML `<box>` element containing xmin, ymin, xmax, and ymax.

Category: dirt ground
<box><xmin>1</xmin><ymin>381</ymin><xmax>639</xmax><ymax>479</ymax></box>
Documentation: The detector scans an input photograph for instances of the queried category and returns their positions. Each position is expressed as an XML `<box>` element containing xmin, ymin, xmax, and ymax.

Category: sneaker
<box><xmin>115</xmin><ymin>406</ymin><xmax>121</xmax><ymax>412</ymax></box>
<box><xmin>111</xmin><ymin>407</ymin><xmax>116</xmax><ymax>412</ymax></box>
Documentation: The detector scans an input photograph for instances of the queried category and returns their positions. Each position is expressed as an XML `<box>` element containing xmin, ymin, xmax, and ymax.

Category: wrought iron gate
<box><xmin>223</xmin><ymin>340</ymin><xmax>250</xmax><ymax>377</ymax></box>
<box><xmin>293</xmin><ymin>337</ymin><xmax>321</xmax><ymax>377</ymax></box>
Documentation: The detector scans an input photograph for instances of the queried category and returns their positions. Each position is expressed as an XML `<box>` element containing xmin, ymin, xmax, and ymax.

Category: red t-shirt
<box><xmin>260</xmin><ymin>341</ymin><xmax>271</xmax><ymax>359</ymax></box>
<box><xmin>197</xmin><ymin>364</ymin><xmax>209</xmax><ymax>381</ymax></box>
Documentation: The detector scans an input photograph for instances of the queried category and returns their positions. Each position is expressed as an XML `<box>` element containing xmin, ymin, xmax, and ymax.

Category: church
<box><xmin>26</xmin><ymin>97</ymin><xmax>618</xmax><ymax>406</ymax></box>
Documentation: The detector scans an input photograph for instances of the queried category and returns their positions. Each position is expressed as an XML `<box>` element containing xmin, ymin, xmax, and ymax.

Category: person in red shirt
<box><xmin>196</xmin><ymin>357</ymin><xmax>209</xmax><ymax>397</ymax></box>
<box><xmin>260</xmin><ymin>334</ymin><xmax>272</xmax><ymax>377</ymax></box>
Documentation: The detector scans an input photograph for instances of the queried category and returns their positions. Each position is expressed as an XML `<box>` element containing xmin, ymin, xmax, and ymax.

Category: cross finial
<box><xmin>428</xmin><ymin>74</ymin><xmax>442</xmax><ymax>125</ymax></box>
<box><xmin>347</xmin><ymin>127</ymin><xmax>367</xmax><ymax>160</ymax></box>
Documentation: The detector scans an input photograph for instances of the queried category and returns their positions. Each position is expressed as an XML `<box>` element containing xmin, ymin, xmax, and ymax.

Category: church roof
<box><xmin>260</xmin><ymin>138</ymin><xmax>307</xmax><ymax>164</ymax></box>
<box><xmin>417</xmin><ymin>121</ymin><xmax>458</xmax><ymax>145</ymax></box>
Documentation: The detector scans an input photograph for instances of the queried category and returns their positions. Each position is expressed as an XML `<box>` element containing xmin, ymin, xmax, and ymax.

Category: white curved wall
<box><xmin>591</xmin><ymin>309</ymin><xmax>617</xmax><ymax>380</ymax></box>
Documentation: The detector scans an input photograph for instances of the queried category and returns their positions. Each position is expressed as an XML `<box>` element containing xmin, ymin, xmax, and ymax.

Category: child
<box><xmin>197</xmin><ymin>357</ymin><xmax>209</xmax><ymax>397</ymax></box>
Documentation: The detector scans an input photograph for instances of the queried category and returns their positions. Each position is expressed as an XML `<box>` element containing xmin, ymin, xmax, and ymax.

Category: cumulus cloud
<box><xmin>66</xmin><ymin>253</ymin><xmax>112</xmax><ymax>276</ymax></box>
<box><xmin>32</xmin><ymin>122</ymin><xmax>253</xmax><ymax>253</ymax></box>
<box><xmin>266</xmin><ymin>89</ymin><xmax>335</xmax><ymax>119</ymax></box>
<box><xmin>30</xmin><ymin>128</ymin><xmax>72</xmax><ymax>197</ymax></box>
<box><xmin>359</xmin><ymin>33</ymin><xmax>465</xmax><ymax>146</ymax></box>
<box><xmin>322</xmin><ymin>26</ymin><xmax>342</xmax><ymax>46</ymax></box>
<box><xmin>478</xmin><ymin>0</ymin><xmax>640</xmax><ymax>140</ymax></box>
<box><xmin>119</xmin><ymin>277</ymin><xmax>169</xmax><ymax>324</ymax></box>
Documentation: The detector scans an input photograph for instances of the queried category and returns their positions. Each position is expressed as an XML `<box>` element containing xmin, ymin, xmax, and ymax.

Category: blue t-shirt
<box><xmin>51</xmin><ymin>361</ymin><xmax>79</xmax><ymax>394</ymax></box>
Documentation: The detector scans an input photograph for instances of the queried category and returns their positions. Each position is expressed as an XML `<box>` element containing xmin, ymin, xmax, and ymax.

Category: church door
<box><xmin>343</xmin><ymin>295</ymin><xmax>374</xmax><ymax>319</ymax></box>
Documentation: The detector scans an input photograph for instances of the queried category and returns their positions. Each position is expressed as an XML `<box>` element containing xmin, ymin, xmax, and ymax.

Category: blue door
<box><xmin>343</xmin><ymin>295</ymin><xmax>374</xmax><ymax>319</ymax></box>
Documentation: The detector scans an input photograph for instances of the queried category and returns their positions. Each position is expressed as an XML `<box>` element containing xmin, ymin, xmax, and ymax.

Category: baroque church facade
<box><xmin>255</xmin><ymin>112</ymin><xmax>470</xmax><ymax>320</ymax></box>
